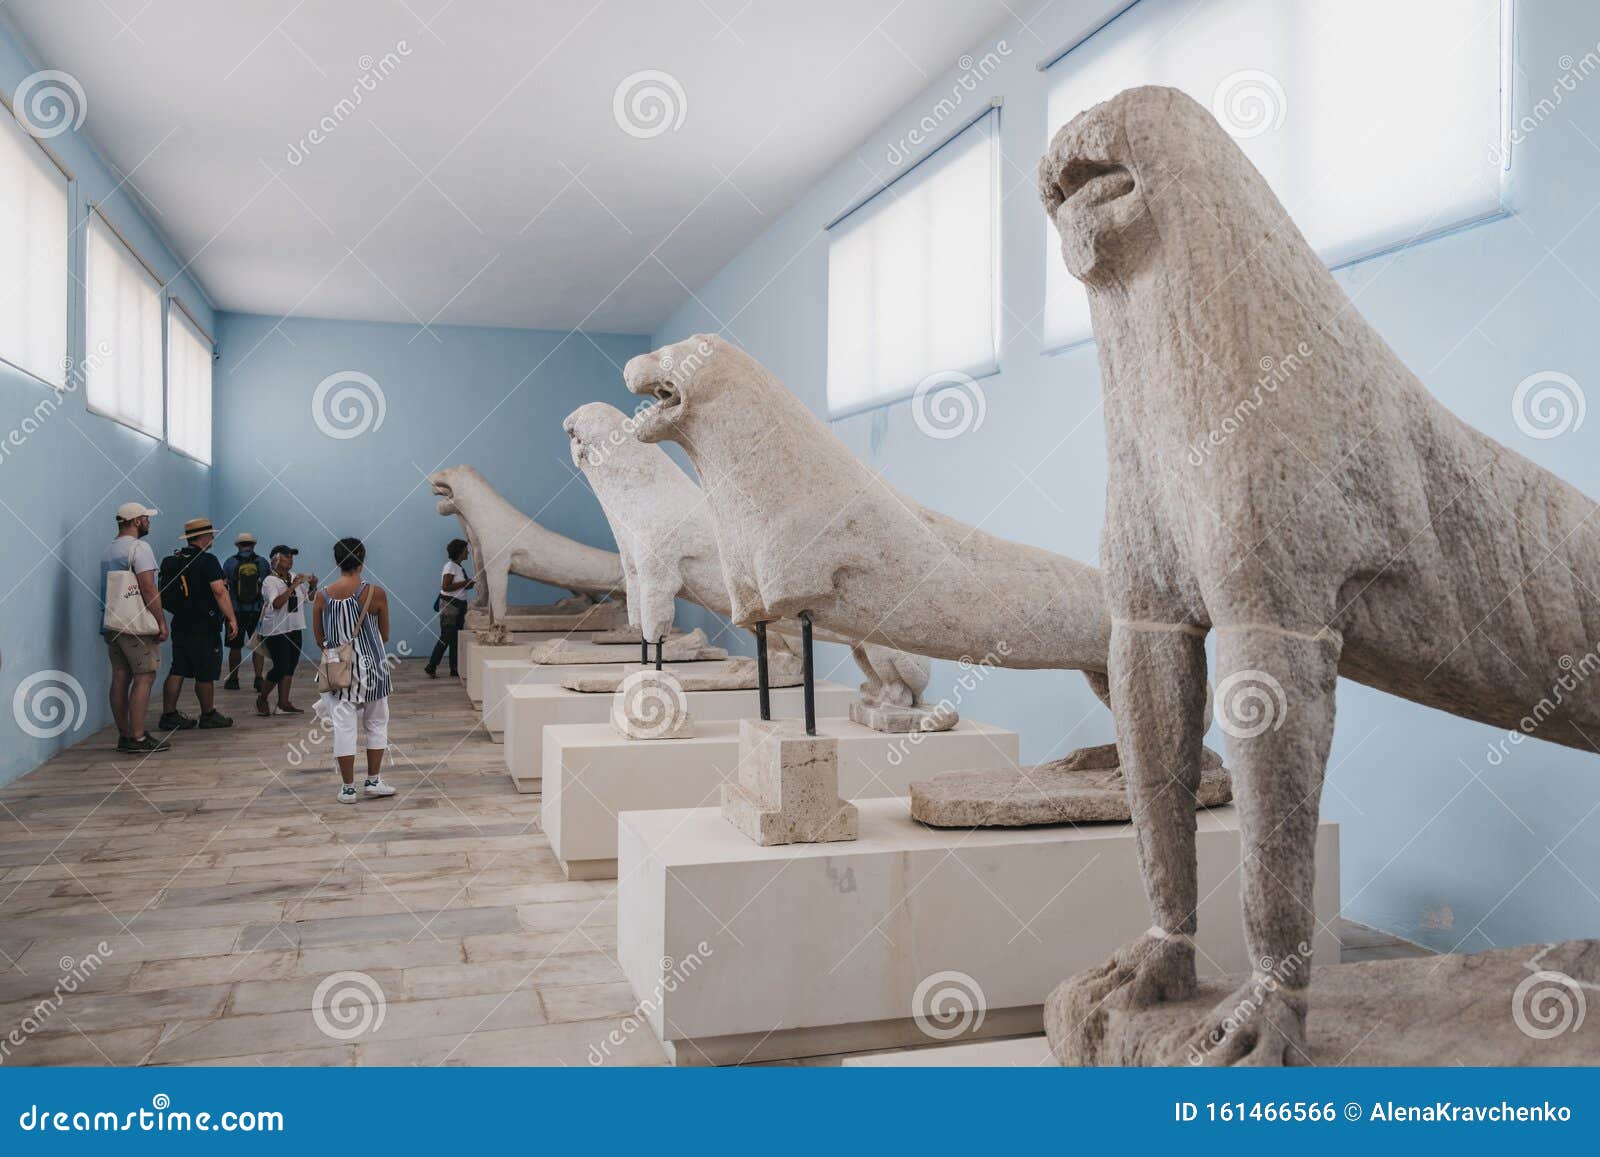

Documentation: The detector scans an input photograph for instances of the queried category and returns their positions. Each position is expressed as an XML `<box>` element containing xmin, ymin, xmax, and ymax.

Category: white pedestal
<box><xmin>546</xmin><ymin>719</ymin><xmax>1017</xmax><ymax>879</ymax></box>
<box><xmin>617</xmin><ymin>799</ymin><xmax>1340</xmax><ymax>1066</ymax></box>
<box><xmin>483</xmin><ymin>659</ymin><xmax>755</xmax><ymax>741</ymax></box>
<box><xmin>843</xmin><ymin>1036</ymin><xmax>1051</xmax><ymax>1066</ymax></box>
<box><xmin>463</xmin><ymin>633</ymin><xmax>596</xmax><ymax>703</ymax></box>
<box><xmin>503</xmin><ymin>682</ymin><xmax>858</xmax><ymax>786</ymax></box>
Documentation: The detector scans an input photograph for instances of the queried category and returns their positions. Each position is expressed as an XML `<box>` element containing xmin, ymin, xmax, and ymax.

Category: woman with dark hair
<box><xmin>311</xmin><ymin>536</ymin><xmax>396</xmax><ymax>805</ymax></box>
<box><xmin>255</xmin><ymin>544</ymin><xmax>316</xmax><ymax>716</ymax></box>
<box><xmin>424</xmin><ymin>537</ymin><xmax>475</xmax><ymax>678</ymax></box>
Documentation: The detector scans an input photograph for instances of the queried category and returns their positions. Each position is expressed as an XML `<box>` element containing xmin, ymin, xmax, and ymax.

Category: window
<box><xmin>167</xmin><ymin>302</ymin><xmax>212</xmax><ymax>464</ymax></box>
<box><xmin>1043</xmin><ymin>0</ymin><xmax>1507</xmax><ymax>350</ymax></box>
<box><xmin>0</xmin><ymin>106</ymin><xmax>69</xmax><ymax>387</ymax></box>
<box><xmin>827</xmin><ymin>108</ymin><xmax>1000</xmax><ymax>417</ymax></box>
<box><xmin>85</xmin><ymin>210</ymin><xmax>163</xmax><ymax>438</ymax></box>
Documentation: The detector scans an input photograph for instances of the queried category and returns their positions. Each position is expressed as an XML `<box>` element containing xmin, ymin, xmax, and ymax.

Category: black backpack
<box><xmin>159</xmin><ymin>548</ymin><xmax>208</xmax><ymax>619</ymax></box>
<box><xmin>234</xmin><ymin>555</ymin><xmax>263</xmax><ymax>603</ymax></box>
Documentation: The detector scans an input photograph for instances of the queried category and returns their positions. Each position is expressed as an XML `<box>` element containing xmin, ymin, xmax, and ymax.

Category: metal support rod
<box><xmin>800</xmin><ymin>611</ymin><xmax>815</xmax><ymax>736</ymax></box>
<box><xmin>755</xmin><ymin>621</ymin><xmax>770</xmax><ymax>721</ymax></box>
<box><xmin>641</xmin><ymin>636</ymin><xmax>649</xmax><ymax>665</ymax></box>
<box><xmin>654</xmin><ymin>637</ymin><xmax>664</xmax><ymax>671</ymax></box>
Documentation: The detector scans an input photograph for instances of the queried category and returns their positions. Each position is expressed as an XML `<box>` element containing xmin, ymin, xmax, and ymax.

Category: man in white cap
<box><xmin>222</xmin><ymin>531</ymin><xmax>266</xmax><ymax>692</ymax></box>
<box><xmin>101</xmin><ymin>502</ymin><xmax>169</xmax><ymax>754</ymax></box>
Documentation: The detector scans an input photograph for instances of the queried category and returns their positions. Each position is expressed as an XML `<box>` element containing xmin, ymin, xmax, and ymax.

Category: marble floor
<box><xmin>0</xmin><ymin>660</ymin><xmax>1427</xmax><ymax>1067</ymax></box>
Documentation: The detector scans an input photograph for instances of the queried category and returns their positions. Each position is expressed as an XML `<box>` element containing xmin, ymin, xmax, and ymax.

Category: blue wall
<box><xmin>210</xmin><ymin>314</ymin><xmax>648</xmax><ymax>659</ymax></box>
<box><xmin>653</xmin><ymin>1</ymin><xmax>1600</xmax><ymax>951</ymax></box>
<box><xmin>0</xmin><ymin>19</ymin><xmax>215</xmax><ymax>786</ymax></box>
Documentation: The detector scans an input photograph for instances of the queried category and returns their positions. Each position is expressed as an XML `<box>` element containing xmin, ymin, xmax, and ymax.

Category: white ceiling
<box><xmin>5</xmin><ymin>0</ymin><xmax>1013</xmax><ymax>333</ymax></box>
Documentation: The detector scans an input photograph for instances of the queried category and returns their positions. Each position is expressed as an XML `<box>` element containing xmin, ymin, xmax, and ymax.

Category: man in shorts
<box><xmin>158</xmin><ymin>518</ymin><xmax>238</xmax><ymax>731</ymax></box>
<box><xmin>223</xmin><ymin>531</ymin><xmax>267</xmax><ymax>691</ymax></box>
<box><xmin>101</xmin><ymin>501</ymin><xmax>170</xmax><ymax>753</ymax></box>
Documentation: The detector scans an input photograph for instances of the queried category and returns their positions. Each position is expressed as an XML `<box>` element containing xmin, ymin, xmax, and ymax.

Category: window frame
<box><xmin>0</xmin><ymin>94</ymin><xmax>73</xmax><ymax>391</ymax></box>
<box><xmin>83</xmin><ymin>204</ymin><xmax>167</xmax><ymax>440</ymax></box>
<box><xmin>1039</xmin><ymin>0</ymin><xmax>1513</xmax><ymax>355</ymax></box>
<box><xmin>165</xmin><ymin>295</ymin><xmax>214</xmax><ymax>465</ymax></box>
<box><xmin>825</xmin><ymin>102</ymin><xmax>1003</xmax><ymax>420</ymax></box>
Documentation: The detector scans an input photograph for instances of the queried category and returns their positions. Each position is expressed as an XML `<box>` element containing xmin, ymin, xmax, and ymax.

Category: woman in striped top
<box><xmin>311</xmin><ymin>537</ymin><xmax>397</xmax><ymax>805</ymax></box>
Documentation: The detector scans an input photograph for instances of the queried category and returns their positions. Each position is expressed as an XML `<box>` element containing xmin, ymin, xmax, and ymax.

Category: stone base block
<box><xmin>910</xmin><ymin>746</ymin><xmax>1232</xmax><ymax>826</ymax></box>
<box><xmin>616</xmin><ymin>798</ymin><xmax>1339</xmax><ymax>1066</ymax></box>
<box><xmin>721</xmin><ymin>719</ymin><xmax>854</xmax><ymax>846</ymax></box>
<box><xmin>1046</xmin><ymin>939</ymin><xmax>1600</xmax><ymax>1066</ymax></box>
<box><xmin>543</xmin><ymin>718</ymin><xmax>1017</xmax><ymax>874</ymax></box>
<box><xmin>849</xmin><ymin>699</ymin><xmax>958</xmax><ymax>733</ymax></box>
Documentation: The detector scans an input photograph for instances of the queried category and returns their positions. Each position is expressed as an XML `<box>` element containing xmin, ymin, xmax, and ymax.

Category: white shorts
<box><xmin>317</xmin><ymin>693</ymin><xmax>389</xmax><ymax>759</ymax></box>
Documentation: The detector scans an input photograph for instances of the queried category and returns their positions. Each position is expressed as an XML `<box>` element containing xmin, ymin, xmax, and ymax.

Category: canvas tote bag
<box><xmin>316</xmin><ymin>585</ymin><xmax>373</xmax><ymax>693</ymax></box>
<box><xmin>103</xmin><ymin>568</ymin><xmax>160</xmax><ymax>636</ymax></box>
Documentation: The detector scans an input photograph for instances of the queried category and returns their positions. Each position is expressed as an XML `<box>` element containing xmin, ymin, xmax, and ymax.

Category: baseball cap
<box><xmin>268</xmin><ymin>544</ymin><xmax>299</xmax><ymax>558</ymax></box>
<box><xmin>235</xmin><ymin>532</ymin><xmax>257</xmax><ymax>546</ymax></box>
<box><xmin>115</xmin><ymin>501</ymin><xmax>158</xmax><ymax>522</ymax></box>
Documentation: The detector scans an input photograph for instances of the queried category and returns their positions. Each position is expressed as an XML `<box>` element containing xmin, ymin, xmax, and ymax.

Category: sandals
<box><xmin>256</xmin><ymin>693</ymin><xmax>272</xmax><ymax>717</ymax></box>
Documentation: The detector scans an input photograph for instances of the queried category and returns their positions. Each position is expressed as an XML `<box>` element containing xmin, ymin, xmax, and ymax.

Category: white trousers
<box><xmin>318</xmin><ymin>693</ymin><xmax>390</xmax><ymax>759</ymax></box>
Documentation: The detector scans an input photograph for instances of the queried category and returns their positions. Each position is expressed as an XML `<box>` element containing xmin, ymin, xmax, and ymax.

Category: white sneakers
<box><xmin>337</xmin><ymin>778</ymin><xmax>395</xmax><ymax>803</ymax></box>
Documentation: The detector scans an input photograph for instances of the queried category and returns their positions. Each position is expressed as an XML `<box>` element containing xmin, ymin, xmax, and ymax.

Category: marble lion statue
<box><xmin>621</xmin><ymin>332</ymin><xmax>1236</xmax><ymax>791</ymax></box>
<box><xmin>428</xmin><ymin>464</ymin><xmax>623</xmax><ymax>632</ymax></box>
<box><xmin>563</xmin><ymin>401</ymin><xmax>937</xmax><ymax>711</ymax></box>
<box><xmin>1039</xmin><ymin>85</ymin><xmax>1600</xmax><ymax>1064</ymax></box>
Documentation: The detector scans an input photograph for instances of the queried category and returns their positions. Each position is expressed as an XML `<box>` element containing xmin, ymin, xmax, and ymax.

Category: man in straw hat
<box><xmin>156</xmin><ymin>518</ymin><xmax>238</xmax><ymax>732</ymax></box>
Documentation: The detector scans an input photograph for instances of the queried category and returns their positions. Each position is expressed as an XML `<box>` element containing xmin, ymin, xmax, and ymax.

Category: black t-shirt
<box><xmin>171</xmin><ymin>547</ymin><xmax>226</xmax><ymax>634</ymax></box>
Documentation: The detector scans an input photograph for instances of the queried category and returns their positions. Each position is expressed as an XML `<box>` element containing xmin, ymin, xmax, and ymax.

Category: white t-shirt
<box><xmin>441</xmin><ymin>560</ymin><xmax>469</xmax><ymax>598</ymax></box>
<box><xmin>258</xmin><ymin>574</ymin><xmax>307</xmax><ymax>636</ymax></box>
<box><xmin>101</xmin><ymin>536</ymin><xmax>157</xmax><ymax>619</ymax></box>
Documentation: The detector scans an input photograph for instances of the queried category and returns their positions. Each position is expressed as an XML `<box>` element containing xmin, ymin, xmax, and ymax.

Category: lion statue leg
<box><xmin>1046</xmin><ymin>621</ymin><xmax>1206</xmax><ymax>1063</ymax></box>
